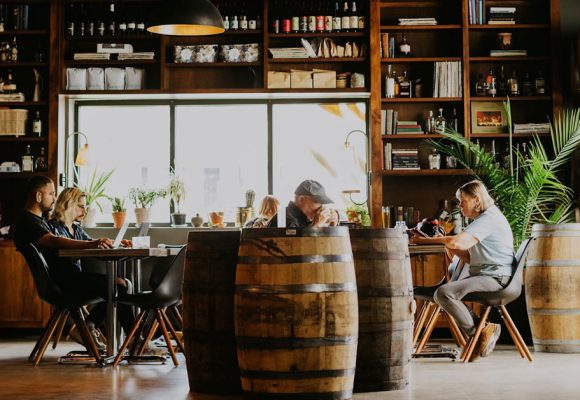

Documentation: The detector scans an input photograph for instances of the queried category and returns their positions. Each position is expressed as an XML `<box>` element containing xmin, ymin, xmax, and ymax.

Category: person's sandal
<box><xmin>469</xmin><ymin>323</ymin><xmax>501</xmax><ymax>361</ymax></box>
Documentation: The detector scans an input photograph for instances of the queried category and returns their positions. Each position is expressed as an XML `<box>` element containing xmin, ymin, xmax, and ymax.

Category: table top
<box><xmin>408</xmin><ymin>244</ymin><xmax>446</xmax><ymax>255</ymax></box>
<box><xmin>57</xmin><ymin>247</ymin><xmax>181</xmax><ymax>258</ymax></box>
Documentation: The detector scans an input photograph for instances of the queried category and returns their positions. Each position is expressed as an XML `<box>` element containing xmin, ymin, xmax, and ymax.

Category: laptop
<box><xmin>112</xmin><ymin>222</ymin><xmax>130</xmax><ymax>249</ymax></box>
<box><xmin>137</xmin><ymin>222</ymin><xmax>150</xmax><ymax>238</ymax></box>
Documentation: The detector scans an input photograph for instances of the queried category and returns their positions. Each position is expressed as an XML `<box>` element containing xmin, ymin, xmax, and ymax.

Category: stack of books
<box><xmin>396</xmin><ymin>121</ymin><xmax>424</xmax><ymax>135</ymax></box>
<box><xmin>268</xmin><ymin>48</ymin><xmax>308</xmax><ymax>58</ymax></box>
<box><xmin>398</xmin><ymin>18</ymin><xmax>437</xmax><ymax>26</ymax></box>
<box><xmin>514</xmin><ymin>123</ymin><xmax>550</xmax><ymax>134</ymax></box>
<box><xmin>118</xmin><ymin>52</ymin><xmax>155</xmax><ymax>60</ymax></box>
<box><xmin>488</xmin><ymin>7</ymin><xmax>516</xmax><ymax>24</ymax></box>
<box><xmin>73</xmin><ymin>53</ymin><xmax>111</xmax><ymax>60</ymax></box>
<box><xmin>490</xmin><ymin>49</ymin><xmax>527</xmax><ymax>57</ymax></box>
<box><xmin>433</xmin><ymin>61</ymin><xmax>462</xmax><ymax>98</ymax></box>
<box><xmin>381</xmin><ymin>109</ymin><xmax>398</xmax><ymax>135</ymax></box>
<box><xmin>392</xmin><ymin>149</ymin><xmax>420</xmax><ymax>170</ymax></box>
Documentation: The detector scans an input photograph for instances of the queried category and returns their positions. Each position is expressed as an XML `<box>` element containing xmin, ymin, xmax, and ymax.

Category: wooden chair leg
<box><xmin>160</xmin><ymin>309</ymin><xmax>185</xmax><ymax>353</ymax></box>
<box><xmin>461</xmin><ymin>306</ymin><xmax>491</xmax><ymax>363</ymax></box>
<box><xmin>70</xmin><ymin>308</ymin><xmax>102</xmax><ymax>366</ymax></box>
<box><xmin>113</xmin><ymin>309</ymin><xmax>147</xmax><ymax>367</ymax></box>
<box><xmin>169</xmin><ymin>304</ymin><xmax>183</xmax><ymax>329</ymax></box>
<box><xmin>444</xmin><ymin>311</ymin><xmax>467</xmax><ymax>348</ymax></box>
<box><xmin>413</xmin><ymin>301</ymin><xmax>430</xmax><ymax>346</ymax></box>
<box><xmin>499</xmin><ymin>305</ymin><xmax>533</xmax><ymax>362</ymax></box>
<box><xmin>155</xmin><ymin>309</ymin><xmax>179</xmax><ymax>366</ymax></box>
<box><xmin>33</xmin><ymin>309</ymin><xmax>66</xmax><ymax>366</ymax></box>
<box><xmin>51</xmin><ymin>310</ymin><xmax>69</xmax><ymax>350</ymax></box>
<box><xmin>416</xmin><ymin>305</ymin><xmax>441</xmax><ymax>354</ymax></box>
<box><xmin>138</xmin><ymin>319</ymin><xmax>159</xmax><ymax>356</ymax></box>
<box><xmin>29</xmin><ymin>309</ymin><xmax>62</xmax><ymax>364</ymax></box>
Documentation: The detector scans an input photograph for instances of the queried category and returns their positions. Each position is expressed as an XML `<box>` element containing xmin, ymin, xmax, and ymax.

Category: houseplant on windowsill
<box><xmin>109</xmin><ymin>196</ymin><xmax>127</xmax><ymax>228</ymax></box>
<box><xmin>75</xmin><ymin>168</ymin><xmax>114</xmax><ymax>228</ymax></box>
<box><xmin>168</xmin><ymin>167</ymin><xmax>187</xmax><ymax>227</ymax></box>
<box><xmin>129</xmin><ymin>187</ymin><xmax>167</xmax><ymax>227</ymax></box>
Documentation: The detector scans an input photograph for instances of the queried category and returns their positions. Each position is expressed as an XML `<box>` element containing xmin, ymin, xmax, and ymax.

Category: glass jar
<box><xmin>446</xmin><ymin>155</ymin><xmax>457</xmax><ymax>169</ymax></box>
<box><xmin>428</xmin><ymin>149</ymin><xmax>441</xmax><ymax>170</ymax></box>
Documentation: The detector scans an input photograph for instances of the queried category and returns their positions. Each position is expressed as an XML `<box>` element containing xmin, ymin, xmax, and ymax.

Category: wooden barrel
<box><xmin>349</xmin><ymin>228</ymin><xmax>413</xmax><ymax>392</ymax></box>
<box><xmin>183</xmin><ymin>230</ymin><xmax>242</xmax><ymax>394</ymax></box>
<box><xmin>526</xmin><ymin>224</ymin><xmax>580</xmax><ymax>353</ymax></box>
<box><xmin>235</xmin><ymin>227</ymin><xmax>358</xmax><ymax>400</ymax></box>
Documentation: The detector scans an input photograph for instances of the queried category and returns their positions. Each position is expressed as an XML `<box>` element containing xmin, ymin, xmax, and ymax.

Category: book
<box><xmin>490</xmin><ymin>50</ymin><xmax>527</xmax><ymax>57</ymax></box>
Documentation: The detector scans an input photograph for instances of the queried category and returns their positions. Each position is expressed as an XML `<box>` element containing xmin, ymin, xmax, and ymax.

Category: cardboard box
<box><xmin>313</xmin><ymin>69</ymin><xmax>337</xmax><ymax>88</ymax></box>
<box><xmin>290</xmin><ymin>69</ymin><xmax>313</xmax><ymax>88</ymax></box>
<box><xmin>267</xmin><ymin>71</ymin><xmax>291</xmax><ymax>88</ymax></box>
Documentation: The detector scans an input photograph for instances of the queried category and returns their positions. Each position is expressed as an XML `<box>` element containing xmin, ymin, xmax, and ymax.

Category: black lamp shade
<box><xmin>147</xmin><ymin>0</ymin><xmax>225</xmax><ymax>36</ymax></box>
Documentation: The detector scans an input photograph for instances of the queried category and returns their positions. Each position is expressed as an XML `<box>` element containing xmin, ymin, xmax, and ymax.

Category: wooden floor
<box><xmin>1</xmin><ymin>335</ymin><xmax>580</xmax><ymax>399</ymax></box>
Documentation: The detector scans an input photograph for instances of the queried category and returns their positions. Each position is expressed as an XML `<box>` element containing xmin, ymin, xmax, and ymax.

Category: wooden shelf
<box><xmin>381</xmin><ymin>57</ymin><xmax>462</xmax><ymax>63</ymax></box>
<box><xmin>0</xmin><ymin>101</ymin><xmax>47</xmax><ymax>106</ymax></box>
<box><xmin>0</xmin><ymin>136</ymin><xmax>46</xmax><ymax>142</ymax></box>
<box><xmin>266</xmin><ymin>88</ymin><xmax>368</xmax><ymax>93</ymax></box>
<box><xmin>64</xmin><ymin>59</ymin><xmax>158</xmax><ymax>66</ymax></box>
<box><xmin>380</xmin><ymin>25</ymin><xmax>461</xmax><ymax>31</ymax></box>
<box><xmin>380</xmin><ymin>1</ymin><xmax>443</xmax><ymax>8</ymax></box>
<box><xmin>469</xmin><ymin>24</ymin><xmax>550</xmax><ymax>30</ymax></box>
<box><xmin>269</xmin><ymin>32</ymin><xmax>367</xmax><ymax>38</ymax></box>
<box><xmin>166</xmin><ymin>62</ymin><xmax>262</xmax><ymax>68</ymax></box>
<box><xmin>380</xmin><ymin>169</ymin><xmax>471</xmax><ymax>176</ymax></box>
<box><xmin>382</xmin><ymin>134</ymin><xmax>446</xmax><ymax>139</ymax></box>
<box><xmin>471</xmin><ymin>133</ymin><xmax>550</xmax><ymax>138</ymax></box>
<box><xmin>0</xmin><ymin>30</ymin><xmax>49</xmax><ymax>36</ymax></box>
<box><xmin>268</xmin><ymin>57</ymin><xmax>366</xmax><ymax>63</ymax></box>
<box><xmin>221</xmin><ymin>29</ymin><xmax>262</xmax><ymax>35</ymax></box>
<box><xmin>62</xmin><ymin>34</ymin><xmax>159</xmax><ymax>41</ymax></box>
<box><xmin>381</xmin><ymin>97</ymin><xmax>463</xmax><ymax>103</ymax></box>
<box><xmin>0</xmin><ymin>172</ymin><xmax>43</xmax><ymax>179</ymax></box>
<box><xmin>469</xmin><ymin>56</ymin><xmax>550</xmax><ymax>62</ymax></box>
<box><xmin>61</xmin><ymin>89</ymin><xmax>164</xmax><ymax>95</ymax></box>
<box><xmin>471</xmin><ymin>96</ymin><xmax>551</xmax><ymax>102</ymax></box>
<box><xmin>0</xmin><ymin>62</ymin><xmax>48</xmax><ymax>67</ymax></box>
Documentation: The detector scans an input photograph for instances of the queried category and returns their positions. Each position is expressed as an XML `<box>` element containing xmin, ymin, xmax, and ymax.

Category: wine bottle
<box><xmin>508</xmin><ymin>70</ymin><xmax>519</xmax><ymax>96</ymax></box>
<box><xmin>316</xmin><ymin>2</ymin><xmax>325</xmax><ymax>33</ymax></box>
<box><xmin>32</xmin><ymin>111</ymin><xmax>42</xmax><ymax>137</ymax></box>
<box><xmin>325</xmin><ymin>0</ymin><xmax>333</xmax><ymax>32</ymax></box>
<box><xmin>22</xmin><ymin>145</ymin><xmax>34</xmax><ymax>172</ymax></box>
<box><xmin>108</xmin><ymin>2</ymin><xmax>116</xmax><ymax>36</ymax></box>
<box><xmin>341</xmin><ymin>1</ymin><xmax>350</xmax><ymax>32</ymax></box>
<box><xmin>349</xmin><ymin>1</ymin><xmax>358</xmax><ymax>32</ymax></box>
<box><xmin>35</xmin><ymin>147</ymin><xmax>48</xmax><ymax>171</ymax></box>
<box><xmin>398</xmin><ymin>33</ymin><xmax>411</xmax><ymax>57</ymax></box>
<box><xmin>332</xmin><ymin>1</ymin><xmax>341</xmax><ymax>32</ymax></box>
<box><xmin>435</xmin><ymin>108</ymin><xmax>446</xmax><ymax>134</ymax></box>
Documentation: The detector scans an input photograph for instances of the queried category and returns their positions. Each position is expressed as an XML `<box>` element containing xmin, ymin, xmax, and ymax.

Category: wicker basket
<box><xmin>0</xmin><ymin>109</ymin><xmax>28</xmax><ymax>137</ymax></box>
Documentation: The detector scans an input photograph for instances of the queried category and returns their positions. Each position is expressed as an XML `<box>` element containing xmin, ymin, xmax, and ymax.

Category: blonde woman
<box><xmin>410</xmin><ymin>180</ymin><xmax>514</xmax><ymax>361</ymax></box>
<box><xmin>245</xmin><ymin>195</ymin><xmax>280</xmax><ymax>228</ymax></box>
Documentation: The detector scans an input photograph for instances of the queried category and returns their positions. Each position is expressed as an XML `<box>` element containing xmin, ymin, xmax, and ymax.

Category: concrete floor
<box><xmin>1</xmin><ymin>337</ymin><xmax>579</xmax><ymax>400</ymax></box>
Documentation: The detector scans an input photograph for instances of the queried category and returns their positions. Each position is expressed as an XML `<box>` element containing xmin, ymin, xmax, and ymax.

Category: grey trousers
<box><xmin>433</xmin><ymin>275</ymin><xmax>507</xmax><ymax>336</ymax></box>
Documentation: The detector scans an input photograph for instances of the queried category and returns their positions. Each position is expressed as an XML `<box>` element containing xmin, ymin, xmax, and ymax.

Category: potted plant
<box><xmin>168</xmin><ymin>167</ymin><xmax>187</xmax><ymax>226</ymax></box>
<box><xmin>129</xmin><ymin>186</ymin><xmax>167</xmax><ymax>227</ymax></box>
<box><xmin>74</xmin><ymin>168</ymin><xmax>114</xmax><ymax>228</ymax></box>
<box><xmin>109</xmin><ymin>196</ymin><xmax>127</xmax><ymax>228</ymax></box>
<box><xmin>346</xmin><ymin>203</ymin><xmax>371</xmax><ymax>227</ymax></box>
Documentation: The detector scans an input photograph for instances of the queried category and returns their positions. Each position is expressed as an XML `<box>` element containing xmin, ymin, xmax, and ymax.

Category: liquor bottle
<box><xmin>399</xmin><ymin>71</ymin><xmax>412</xmax><ymax>98</ymax></box>
<box><xmin>534</xmin><ymin>70</ymin><xmax>546</xmax><ymax>95</ymax></box>
<box><xmin>349</xmin><ymin>1</ymin><xmax>359</xmax><ymax>33</ymax></box>
<box><xmin>450</xmin><ymin>108</ymin><xmax>459</xmax><ymax>132</ymax></box>
<box><xmin>3</xmin><ymin>69</ymin><xmax>16</xmax><ymax>93</ymax></box>
<box><xmin>398</xmin><ymin>33</ymin><xmax>411</xmax><ymax>57</ymax></box>
<box><xmin>231</xmin><ymin>15</ymin><xmax>240</xmax><ymax>30</ymax></box>
<box><xmin>325</xmin><ymin>0</ymin><xmax>333</xmax><ymax>32</ymax></box>
<box><xmin>316</xmin><ymin>2</ymin><xmax>325</xmax><ymax>32</ymax></box>
<box><xmin>22</xmin><ymin>145</ymin><xmax>34</xmax><ymax>172</ymax></box>
<box><xmin>240</xmin><ymin>15</ymin><xmax>248</xmax><ymax>30</ymax></box>
<box><xmin>394</xmin><ymin>70</ymin><xmax>400</xmax><ymax>97</ymax></box>
<box><xmin>307</xmin><ymin>2</ymin><xmax>316</xmax><ymax>33</ymax></box>
<box><xmin>475</xmin><ymin>73</ymin><xmax>485</xmax><ymax>96</ymax></box>
<box><xmin>0</xmin><ymin>4</ymin><xmax>4</xmax><ymax>32</ymax></box>
<box><xmin>32</xmin><ymin>111</ymin><xmax>42</xmax><ymax>137</ymax></box>
<box><xmin>508</xmin><ymin>70</ymin><xmax>519</xmax><ymax>96</ymax></box>
<box><xmin>486</xmin><ymin>68</ymin><xmax>497</xmax><ymax>97</ymax></box>
<box><xmin>358</xmin><ymin>3</ymin><xmax>365</xmax><ymax>30</ymax></box>
<box><xmin>10</xmin><ymin>36</ymin><xmax>17</xmax><ymax>62</ymax></box>
<box><xmin>67</xmin><ymin>2</ymin><xmax>75</xmax><ymax>36</ymax></box>
<box><xmin>497</xmin><ymin>65</ymin><xmax>507</xmax><ymax>96</ymax></box>
<box><xmin>385</xmin><ymin>65</ymin><xmax>395</xmax><ymax>98</ymax></box>
<box><xmin>117</xmin><ymin>3</ymin><xmax>127</xmax><ymax>35</ymax></box>
<box><xmin>108</xmin><ymin>2</ymin><xmax>116</xmax><ymax>36</ymax></box>
<box><xmin>341</xmin><ymin>1</ymin><xmax>350</xmax><ymax>32</ymax></box>
<box><xmin>127</xmin><ymin>5</ymin><xmax>137</xmax><ymax>34</ymax></box>
<box><xmin>427</xmin><ymin>110</ymin><xmax>435</xmax><ymax>133</ymax></box>
<box><xmin>35</xmin><ymin>147</ymin><xmax>48</xmax><ymax>171</ymax></box>
<box><xmin>299</xmin><ymin>1</ymin><xmax>308</xmax><ymax>32</ymax></box>
<box><xmin>136</xmin><ymin>10</ymin><xmax>145</xmax><ymax>33</ymax></box>
<box><xmin>223</xmin><ymin>15</ymin><xmax>230</xmax><ymax>30</ymax></box>
<box><xmin>333</xmin><ymin>1</ymin><xmax>341</xmax><ymax>32</ymax></box>
<box><xmin>521</xmin><ymin>72</ymin><xmax>533</xmax><ymax>96</ymax></box>
<box><xmin>428</xmin><ymin>148</ymin><xmax>441</xmax><ymax>170</ymax></box>
<box><xmin>435</xmin><ymin>108</ymin><xmax>446</xmax><ymax>134</ymax></box>
<box><xmin>291</xmin><ymin>2</ymin><xmax>300</xmax><ymax>33</ymax></box>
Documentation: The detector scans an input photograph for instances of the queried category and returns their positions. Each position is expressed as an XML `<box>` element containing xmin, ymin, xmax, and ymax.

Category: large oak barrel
<box><xmin>235</xmin><ymin>227</ymin><xmax>358</xmax><ymax>400</ymax></box>
<box><xmin>349</xmin><ymin>228</ymin><xmax>413</xmax><ymax>392</ymax></box>
<box><xmin>183</xmin><ymin>230</ymin><xmax>242</xmax><ymax>394</ymax></box>
<box><xmin>526</xmin><ymin>224</ymin><xmax>580</xmax><ymax>353</ymax></box>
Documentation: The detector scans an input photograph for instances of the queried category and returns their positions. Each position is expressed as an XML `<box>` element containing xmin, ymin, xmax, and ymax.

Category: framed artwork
<box><xmin>471</xmin><ymin>102</ymin><xmax>508</xmax><ymax>134</ymax></box>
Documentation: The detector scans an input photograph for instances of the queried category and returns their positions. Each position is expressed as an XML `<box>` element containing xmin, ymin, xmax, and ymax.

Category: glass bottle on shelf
<box><xmin>316</xmin><ymin>2</ymin><xmax>325</xmax><ymax>32</ymax></box>
<box><xmin>35</xmin><ymin>147</ymin><xmax>48</xmax><ymax>171</ymax></box>
<box><xmin>349</xmin><ymin>1</ymin><xmax>358</xmax><ymax>32</ymax></box>
<box><xmin>128</xmin><ymin>5</ymin><xmax>137</xmax><ymax>34</ymax></box>
<box><xmin>438</xmin><ymin>199</ymin><xmax>453</xmax><ymax>233</ymax></box>
<box><xmin>307</xmin><ymin>2</ymin><xmax>316</xmax><ymax>32</ymax></box>
<box><xmin>0</xmin><ymin>4</ymin><xmax>4</xmax><ymax>32</ymax></box>
<box><xmin>394</xmin><ymin>70</ymin><xmax>400</xmax><ymax>97</ymax></box>
<box><xmin>4</xmin><ymin>69</ymin><xmax>16</xmax><ymax>93</ymax></box>
<box><xmin>497</xmin><ymin>65</ymin><xmax>507</xmax><ymax>96</ymax></box>
<box><xmin>450</xmin><ymin>108</ymin><xmax>459</xmax><ymax>132</ymax></box>
<box><xmin>385</xmin><ymin>65</ymin><xmax>395</xmax><ymax>98</ymax></box>
<box><xmin>32</xmin><ymin>111</ymin><xmax>42</xmax><ymax>137</ymax></box>
<box><xmin>521</xmin><ymin>72</ymin><xmax>533</xmax><ymax>96</ymax></box>
<box><xmin>475</xmin><ymin>73</ymin><xmax>486</xmax><ymax>96</ymax></box>
<box><xmin>232</xmin><ymin>14</ymin><xmax>240</xmax><ymax>30</ymax></box>
<box><xmin>10</xmin><ymin>37</ymin><xmax>17</xmax><ymax>63</ymax></box>
<box><xmin>22</xmin><ymin>145</ymin><xmax>34</xmax><ymax>172</ymax></box>
<box><xmin>508</xmin><ymin>70</ymin><xmax>519</xmax><ymax>96</ymax></box>
<box><xmin>223</xmin><ymin>14</ymin><xmax>230</xmax><ymax>30</ymax></box>
<box><xmin>117</xmin><ymin>3</ymin><xmax>126</xmax><ymax>35</ymax></box>
<box><xmin>108</xmin><ymin>2</ymin><xmax>116</xmax><ymax>36</ymax></box>
<box><xmin>427</xmin><ymin>110</ymin><xmax>435</xmax><ymax>133</ymax></box>
<box><xmin>299</xmin><ymin>1</ymin><xmax>308</xmax><ymax>33</ymax></box>
<box><xmin>428</xmin><ymin>148</ymin><xmax>441</xmax><ymax>170</ymax></box>
<box><xmin>333</xmin><ymin>1</ymin><xmax>341</xmax><ymax>32</ymax></box>
<box><xmin>341</xmin><ymin>1</ymin><xmax>350</xmax><ymax>32</ymax></box>
<box><xmin>398</xmin><ymin>33</ymin><xmax>411</xmax><ymax>57</ymax></box>
<box><xmin>325</xmin><ymin>0</ymin><xmax>333</xmax><ymax>32</ymax></box>
<box><xmin>535</xmin><ymin>70</ymin><xmax>546</xmax><ymax>95</ymax></box>
<box><xmin>435</xmin><ymin>108</ymin><xmax>446</xmax><ymax>134</ymax></box>
<box><xmin>67</xmin><ymin>2</ymin><xmax>75</xmax><ymax>36</ymax></box>
<box><xmin>399</xmin><ymin>71</ymin><xmax>412</xmax><ymax>98</ymax></box>
<box><xmin>486</xmin><ymin>68</ymin><xmax>497</xmax><ymax>97</ymax></box>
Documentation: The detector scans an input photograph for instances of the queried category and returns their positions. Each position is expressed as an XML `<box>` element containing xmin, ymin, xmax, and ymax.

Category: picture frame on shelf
<box><xmin>470</xmin><ymin>102</ymin><xmax>508</xmax><ymax>134</ymax></box>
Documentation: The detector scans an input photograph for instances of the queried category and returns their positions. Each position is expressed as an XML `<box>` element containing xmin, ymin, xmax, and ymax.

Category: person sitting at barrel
<box><xmin>245</xmin><ymin>195</ymin><xmax>280</xmax><ymax>228</ymax></box>
<box><xmin>409</xmin><ymin>179</ymin><xmax>513</xmax><ymax>361</ymax></box>
<box><xmin>287</xmin><ymin>180</ymin><xmax>339</xmax><ymax>228</ymax></box>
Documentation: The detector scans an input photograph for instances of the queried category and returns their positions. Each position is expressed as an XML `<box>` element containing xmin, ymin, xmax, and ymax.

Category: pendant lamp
<box><xmin>147</xmin><ymin>0</ymin><xmax>224</xmax><ymax>36</ymax></box>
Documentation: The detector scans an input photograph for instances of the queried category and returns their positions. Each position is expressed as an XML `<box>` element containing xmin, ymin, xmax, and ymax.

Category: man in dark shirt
<box><xmin>286</xmin><ymin>180</ymin><xmax>339</xmax><ymax>227</ymax></box>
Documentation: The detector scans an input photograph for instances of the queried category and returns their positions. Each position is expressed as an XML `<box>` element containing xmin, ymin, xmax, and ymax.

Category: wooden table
<box><xmin>57</xmin><ymin>247</ymin><xmax>179</xmax><ymax>359</ymax></box>
<box><xmin>408</xmin><ymin>244</ymin><xmax>446</xmax><ymax>256</ymax></box>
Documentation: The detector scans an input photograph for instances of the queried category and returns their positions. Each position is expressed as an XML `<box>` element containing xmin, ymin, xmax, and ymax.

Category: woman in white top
<box><xmin>410</xmin><ymin>179</ymin><xmax>514</xmax><ymax>361</ymax></box>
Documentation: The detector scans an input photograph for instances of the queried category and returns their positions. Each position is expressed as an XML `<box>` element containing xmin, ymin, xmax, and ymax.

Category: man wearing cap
<box><xmin>287</xmin><ymin>179</ymin><xmax>339</xmax><ymax>227</ymax></box>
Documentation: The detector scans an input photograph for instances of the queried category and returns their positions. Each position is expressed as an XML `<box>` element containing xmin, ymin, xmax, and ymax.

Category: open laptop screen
<box><xmin>112</xmin><ymin>222</ymin><xmax>129</xmax><ymax>248</ymax></box>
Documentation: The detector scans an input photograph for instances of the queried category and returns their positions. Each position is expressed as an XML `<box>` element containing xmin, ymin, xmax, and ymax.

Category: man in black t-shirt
<box><xmin>13</xmin><ymin>176</ymin><xmax>134</xmax><ymax>350</ymax></box>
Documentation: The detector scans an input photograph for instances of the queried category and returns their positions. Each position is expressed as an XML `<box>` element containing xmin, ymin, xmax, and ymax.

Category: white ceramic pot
<box><xmin>82</xmin><ymin>208</ymin><xmax>98</xmax><ymax>228</ymax></box>
<box><xmin>134</xmin><ymin>207</ymin><xmax>151</xmax><ymax>227</ymax></box>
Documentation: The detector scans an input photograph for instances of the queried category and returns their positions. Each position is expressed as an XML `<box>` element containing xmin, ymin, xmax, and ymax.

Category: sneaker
<box><xmin>68</xmin><ymin>326</ymin><xmax>106</xmax><ymax>353</ymax></box>
<box><xmin>141</xmin><ymin>341</ymin><xmax>169</xmax><ymax>357</ymax></box>
<box><xmin>470</xmin><ymin>323</ymin><xmax>501</xmax><ymax>361</ymax></box>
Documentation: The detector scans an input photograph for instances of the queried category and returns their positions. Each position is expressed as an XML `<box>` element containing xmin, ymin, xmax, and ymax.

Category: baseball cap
<box><xmin>294</xmin><ymin>180</ymin><xmax>333</xmax><ymax>204</ymax></box>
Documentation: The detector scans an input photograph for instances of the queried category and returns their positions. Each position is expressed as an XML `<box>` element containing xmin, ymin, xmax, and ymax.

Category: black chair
<box><xmin>112</xmin><ymin>246</ymin><xmax>186</xmax><ymax>367</ymax></box>
<box><xmin>413</xmin><ymin>256</ymin><xmax>467</xmax><ymax>354</ymax></box>
<box><xmin>20</xmin><ymin>244</ymin><xmax>104</xmax><ymax>366</ymax></box>
<box><xmin>460</xmin><ymin>238</ymin><xmax>535</xmax><ymax>363</ymax></box>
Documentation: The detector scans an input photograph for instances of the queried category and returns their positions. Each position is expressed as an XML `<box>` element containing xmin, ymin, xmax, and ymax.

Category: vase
<box><xmin>171</xmin><ymin>213</ymin><xmax>187</xmax><ymax>227</ymax></box>
<box><xmin>112</xmin><ymin>211</ymin><xmax>127</xmax><ymax>228</ymax></box>
<box><xmin>134</xmin><ymin>207</ymin><xmax>151</xmax><ymax>228</ymax></box>
<box><xmin>82</xmin><ymin>208</ymin><xmax>97</xmax><ymax>228</ymax></box>
<box><xmin>191</xmin><ymin>213</ymin><xmax>204</xmax><ymax>227</ymax></box>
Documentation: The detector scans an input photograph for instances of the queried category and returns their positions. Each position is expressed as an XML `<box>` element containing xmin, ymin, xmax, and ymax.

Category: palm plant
<box><xmin>428</xmin><ymin>100</ymin><xmax>580</xmax><ymax>247</ymax></box>
<box><xmin>74</xmin><ymin>168</ymin><xmax>114</xmax><ymax>212</ymax></box>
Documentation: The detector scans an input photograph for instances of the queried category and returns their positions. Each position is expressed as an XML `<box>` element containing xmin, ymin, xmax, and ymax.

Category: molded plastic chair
<box><xmin>460</xmin><ymin>238</ymin><xmax>535</xmax><ymax>362</ymax></box>
<box><xmin>20</xmin><ymin>243</ymin><xmax>104</xmax><ymax>366</ymax></box>
<box><xmin>112</xmin><ymin>246</ymin><xmax>186</xmax><ymax>366</ymax></box>
<box><xmin>413</xmin><ymin>256</ymin><xmax>467</xmax><ymax>353</ymax></box>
